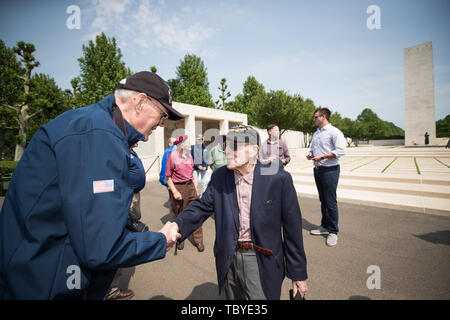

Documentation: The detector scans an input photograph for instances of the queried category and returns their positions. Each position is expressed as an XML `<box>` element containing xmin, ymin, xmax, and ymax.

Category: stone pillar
<box><xmin>219</xmin><ymin>119</ymin><xmax>229</xmax><ymax>135</ymax></box>
<box><xmin>185</xmin><ymin>115</ymin><xmax>196</xmax><ymax>145</ymax></box>
<box><xmin>404</xmin><ymin>42</ymin><xmax>436</xmax><ymax>146</ymax></box>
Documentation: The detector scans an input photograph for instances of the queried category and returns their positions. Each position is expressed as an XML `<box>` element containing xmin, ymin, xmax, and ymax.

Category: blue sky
<box><xmin>1</xmin><ymin>0</ymin><xmax>449</xmax><ymax>129</ymax></box>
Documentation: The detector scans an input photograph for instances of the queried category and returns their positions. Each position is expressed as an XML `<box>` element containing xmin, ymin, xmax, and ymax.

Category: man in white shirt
<box><xmin>306</xmin><ymin>108</ymin><xmax>346</xmax><ymax>247</ymax></box>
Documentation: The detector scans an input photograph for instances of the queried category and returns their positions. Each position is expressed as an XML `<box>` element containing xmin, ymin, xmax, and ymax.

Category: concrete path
<box><xmin>128</xmin><ymin>181</ymin><xmax>450</xmax><ymax>300</ymax></box>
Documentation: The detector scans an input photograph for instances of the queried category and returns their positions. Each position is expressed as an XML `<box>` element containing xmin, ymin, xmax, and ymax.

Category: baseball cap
<box><xmin>116</xmin><ymin>71</ymin><xmax>183</xmax><ymax>120</ymax></box>
<box><xmin>226</xmin><ymin>125</ymin><xmax>260</xmax><ymax>146</ymax></box>
<box><xmin>173</xmin><ymin>135</ymin><xmax>188</xmax><ymax>146</ymax></box>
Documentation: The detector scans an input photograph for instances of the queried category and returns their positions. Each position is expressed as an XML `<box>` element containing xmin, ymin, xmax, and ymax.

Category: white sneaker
<box><xmin>310</xmin><ymin>226</ymin><xmax>329</xmax><ymax>235</ymax></box>
<box><xmin>326</xmin><ymin>233</ymin><xmax>338</xmax><ymax>247</ymax></box>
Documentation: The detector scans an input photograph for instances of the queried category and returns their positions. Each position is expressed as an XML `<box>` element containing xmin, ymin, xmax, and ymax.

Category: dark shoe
<box><xmin>196</xmin><ymin>242</ymin><xmax>205</xmax><ymax>252</ymax></box>
<box><xmin>177</xmin><ymin>241</ymin><xmax>184</xmax><ymax>250</ymax></box>
<box><xmin>105</xmin><ymin>289</ymin><xmax>135</xmax><ymax>300</ymax></box>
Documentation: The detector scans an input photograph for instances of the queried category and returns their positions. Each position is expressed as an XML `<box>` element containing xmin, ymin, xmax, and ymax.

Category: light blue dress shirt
<box><xmin>309</xmin><ymin>123</ymin><xmax>346</xmax><ymax>167</ymax></box>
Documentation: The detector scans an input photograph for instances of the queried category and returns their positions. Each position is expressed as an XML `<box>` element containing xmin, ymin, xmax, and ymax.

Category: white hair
<box><xmin>114</xmin><ymin>88</ymin><xmax>139</xmax><ymax>101</ymax></box>
<box><xmin>168</xmin><ymin>137</ymin><xmax>177</xmax><ymax>144</ymax></box>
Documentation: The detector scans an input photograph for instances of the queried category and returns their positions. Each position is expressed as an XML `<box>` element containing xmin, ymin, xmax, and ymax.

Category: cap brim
<box><xmin>161</xmin><ymin>101</ymin><xmax>184</xmax><ymax>120</ymax></box>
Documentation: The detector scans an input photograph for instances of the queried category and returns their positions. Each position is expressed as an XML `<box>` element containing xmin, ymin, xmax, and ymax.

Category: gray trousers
<box><xmin>223</xmin><ymin>248</ymin><xmax>267</xmax><ymax>300</ymax></box>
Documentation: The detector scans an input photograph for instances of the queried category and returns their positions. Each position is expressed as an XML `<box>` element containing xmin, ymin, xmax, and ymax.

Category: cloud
<box><xmin>81</xmin><ymin>0</ymin><xmax>214</xmax><ymax>54</ymax></box>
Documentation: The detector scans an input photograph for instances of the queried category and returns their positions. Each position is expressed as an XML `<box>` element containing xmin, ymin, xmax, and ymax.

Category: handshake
<box><xmin>158</xmin><ymin>222</ymin><xmax>181</xmax><ymax>252</ymax></box>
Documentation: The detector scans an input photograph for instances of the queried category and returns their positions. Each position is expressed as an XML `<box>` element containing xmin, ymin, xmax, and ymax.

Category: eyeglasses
<box><xmin>147</xmin><ymin>96</ymin><xmax>169</xmax><ymax>121</ymax></box>
<box><xmin>314</xmin><ymin>115</ymin><xmax>323</xmax><ymax>119</ymax></box>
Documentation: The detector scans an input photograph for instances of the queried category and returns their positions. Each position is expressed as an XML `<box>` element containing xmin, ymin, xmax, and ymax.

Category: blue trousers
<box><xmin>313</xmin><ymin>165</ymin><xmax>340</xmax><ymax>234</ymax></box>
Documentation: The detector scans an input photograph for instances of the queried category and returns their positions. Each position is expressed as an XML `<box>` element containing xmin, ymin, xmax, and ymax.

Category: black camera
<box><xmin>126</xmin><ymin>210</ymin><xmax>149</xmax><ymax>232</ymax></box>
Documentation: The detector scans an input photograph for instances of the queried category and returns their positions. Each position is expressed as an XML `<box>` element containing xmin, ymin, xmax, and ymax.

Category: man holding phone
<box><xmin>307</xmin><ymin>108</ymin><xmax>346</xmax><ymax>247</ymax></box>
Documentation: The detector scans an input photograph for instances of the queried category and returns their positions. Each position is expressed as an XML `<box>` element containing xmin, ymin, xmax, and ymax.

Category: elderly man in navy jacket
<box><xmin>172</xmin><ymin>125</ymin><xmax>308</xmax><ymax>300</ymax></box>
<box><xmin>0</xmin><ymin>72</ymin><xmax>183</xmax><ymax>299</ymax></box>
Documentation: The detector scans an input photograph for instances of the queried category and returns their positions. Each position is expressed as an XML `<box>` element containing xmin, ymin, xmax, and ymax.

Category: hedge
<box><xmin>0</xmin><ymin>161</ymin><xmax>18</xmax><ymax>178</ymax></box>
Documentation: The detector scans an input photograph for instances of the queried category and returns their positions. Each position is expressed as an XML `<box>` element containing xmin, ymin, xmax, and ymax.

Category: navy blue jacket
<box><xmin>0</xmin><ymin>95</ymin><xmax>167</xmax><ymax>299</ymax></box>
<box><xmin>129</xmin><ymin>150</ymin><xmax>145</xmax><ymax>193</ymax></box>
<box><xmin>174</xmin><ymin>161</ymin><xmax>308</xmax><ymax>300</ymax></box>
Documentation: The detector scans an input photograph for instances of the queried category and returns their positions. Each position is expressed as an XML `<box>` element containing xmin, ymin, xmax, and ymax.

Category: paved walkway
<box><xmin>128</xmin><ymin>181</ymin><xmax>450</xmax><ymax>300</ymax></box>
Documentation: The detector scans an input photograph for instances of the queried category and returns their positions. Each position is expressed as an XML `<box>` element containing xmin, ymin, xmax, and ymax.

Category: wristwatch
<box><xmin>321</xmin><ymin>156</ymin><xmax>325</xmax><ymax>160</ymax></box>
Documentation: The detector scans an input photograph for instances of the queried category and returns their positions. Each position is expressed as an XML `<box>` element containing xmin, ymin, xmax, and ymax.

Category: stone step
<box><xmin>289</xmin><ymin>171</ymin><xmax>450</xmax><ymax>186</ymax></box>
<box><xmin>291</xmin><ymin>174</ymin><xmax>450</xmax><ymax>198</ymax></box>
<box><xmin>293</xmin><ymin>183</ymin><xmax>450</xmax><ymax>217</ymax></box>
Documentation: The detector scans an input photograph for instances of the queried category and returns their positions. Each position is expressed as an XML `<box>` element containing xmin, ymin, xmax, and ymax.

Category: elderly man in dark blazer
<box><xmin>171</xmin><ymin>125</ymin><xmax>308</xmax><ymax>300</ymax></box>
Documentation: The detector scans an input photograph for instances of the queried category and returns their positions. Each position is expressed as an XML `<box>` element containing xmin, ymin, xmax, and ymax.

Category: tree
<box><xmin>150</xmin><ymin>65</ymin><xmax>157</xmax><ymax>73</ymax></box>
<box><xmin>71</xmin><ymin>32</ymin><xmax>132</xmax><ymax>107</ymax></box>
<box><xmin>436</xmin><ymin>115</ymin><xmax>450</xmax><ymax>138</ymax></box>
<box><xmin>215</xmin><ymin>78</ymin><xmax>231</xmax><ymax>109</ymax></box>
<box><xmin>26</xmin><ymin>73</ymin><xmax>69</xmax><ymax>144</ymax></box>
<box><xmin>227</xmin><ymin>76</ymin><xmax>265</xmax><ymax>125</ymax></box>
<box><xmin>356</xmin><ymin>108</ymin><xmax>404</xmax><ymax>140</ymax></box>
<box><xmin>167</xmin><ymin>54</ymin><xmax>215</xmax><ymax>108</ymax></box>
<box><xmin>0</xmin><ymin>40</ymin><xmax>68</xmax><ymax>161</ymax></box>
<box><xmin>0</xmin><ymin>39</ymin><xmax>23</xmax><ymax>160</ymax></box>
<box><xmin>252</xmin><ymin>90</ymin><xmax>303</xmax><ymax>137</ymax></box>
<box><xmin>296</xmin><ymin>98</ymin><xmax>316</xmax><ymax>147</ymax></box>
<box><xmin>0</xmin><ymin>41</ymin><xmax>42</xmax><ymax>160</ymax></box>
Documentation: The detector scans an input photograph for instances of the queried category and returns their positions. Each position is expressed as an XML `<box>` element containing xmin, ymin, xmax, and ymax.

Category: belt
<box><xmin>236</xmin><ymin>241</ymin><xmax>273</xmax><ymax>256</ymax></box>
<box><xmin>173</xmin><ymin>180</ymin><xmax>192</xmax><ymax>185</ymax></box>
<box><xmin>315</xmin><ymin>165</ymin><xmax>338</xmax><ymax>170</ymax></box>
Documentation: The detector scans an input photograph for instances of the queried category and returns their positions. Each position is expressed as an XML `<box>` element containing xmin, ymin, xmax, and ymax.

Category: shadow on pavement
<box><xmin>160</xmin><ymin>212</ymin><xmax>172</xmax><ymax>225</ymax></box>
<box><xmin>348</xmin><ymin>296</ymin><xmax>372</xmax><ymax>300</ymax></box>
<box><xmin>148</xmin><ymin>295</ymin><xmax>173</xmax><ymax>300</ymax></box>
<box><xmin>414</xmin><ymin>230</ymin><xmax>450</xmax><ymax>246</ymax></box>
<box><xmin>302</xmin><ymin>218</ymin><xmax>319</xmax><ymax>232</ymax></box>
<box><xmin>184</xmin><ymin>282</ymin><xmax>221</xmax><ymax>300</ymax></box>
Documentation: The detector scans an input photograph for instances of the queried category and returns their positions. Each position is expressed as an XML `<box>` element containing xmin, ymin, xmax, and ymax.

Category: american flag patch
<box><xmin>93</xmin><ymin>179</ymin><xmax>114</xmax><ymax>194</ymax></box>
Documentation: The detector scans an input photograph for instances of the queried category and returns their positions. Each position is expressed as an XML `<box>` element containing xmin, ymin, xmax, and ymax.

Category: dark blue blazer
<box><xmin>174</xmin><ymin>161</ymin><xmax>307</xmax><ymax>300</ymax></box>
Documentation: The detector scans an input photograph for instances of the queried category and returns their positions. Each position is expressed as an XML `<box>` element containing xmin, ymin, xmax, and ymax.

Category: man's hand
<box><xmin>173</xmin><ymin>191</ymin><xmax>182</xmax><ymax>200</ymax></box>
<box><xmin>170</xmin><ymin>222</ymin><xmax>180</xmax><ymax>242</ymax></box>
<box><xmin>292</xmin><ymin>280</ymin><xmax>308</xmax><ymax>298</ymax></box>
<box><xmin>311</xmin><ymin>155</ymin><xmax>323</xmax><ymax>162</ymax></box>
<box><xmin>306</xmin><ymin>152</ymin><xmax>314</xmax><ymax>160</ymax></box>
<box><xmin>158</xmin><ymin>222</ymin><xmax>181</xmax><ymax>252</ymax></box>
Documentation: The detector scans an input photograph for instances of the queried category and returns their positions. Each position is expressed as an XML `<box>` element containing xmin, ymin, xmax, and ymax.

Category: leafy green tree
<box><xmin>167</xmin><ymin>54</ymin><xmax>215</xmax><ymax>108</ymax></box>
<box><xmin>26</xmin><ymin>73</ymin><xmax>69</xmax><ymax>144</ymax></box>
<box><xmin>436</xmin><ymin>115</ymin><xmax>450</xmax><ymax>138</ymax></box>
<box><xmin>252</xmin><ymin>90</ymin><xmax>303</xmax><ymax>137</ymax></box>
<box><xmin>0</xmin><ymin>40</ymin><xmax>68</xmax><ymax>161</ymax></box>
<box><xmin>356</xmin><ymin>108</ymin><xmax>404</xmax><ymax>140</ymax></box>
<box><xmin>296</xmin><ymin>98</ymin><xmax>316</xmax><ymax>147</ymax></box>
<box><xmin>0</xmin><ymin>41</ymin><xmax>42</xmax><ymax>160</ymax></box>
<box><xmin>215</xmin><ymin>78</ymin><xmax>231</xmax><ymax>109</ymax></box>
<box><xmin>0</xmin><ymin>39</ymin><xmax>23</xmax><ymax>160</ymax></box>
<box><xmin>71</xmin><ymin>32</ymin><xmax>132</xmax><ymax>107</ymax></box>
<box><xmin>227</xmin><ymin>76</ymin><xmax>265</xmax><ymax>125</ymax></box>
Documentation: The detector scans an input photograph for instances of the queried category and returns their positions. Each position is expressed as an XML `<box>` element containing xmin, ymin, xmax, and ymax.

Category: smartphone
<box><xmin>307</xmin><ymin>155</ymin><xmax>314</xmax><ymax>159</ymax></box>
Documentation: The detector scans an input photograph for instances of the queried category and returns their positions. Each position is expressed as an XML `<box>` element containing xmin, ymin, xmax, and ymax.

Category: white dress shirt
<box><xmin>310</xmin><ymin>123</ymin><xmax>346</xmax><ymax>167</ymax></box>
